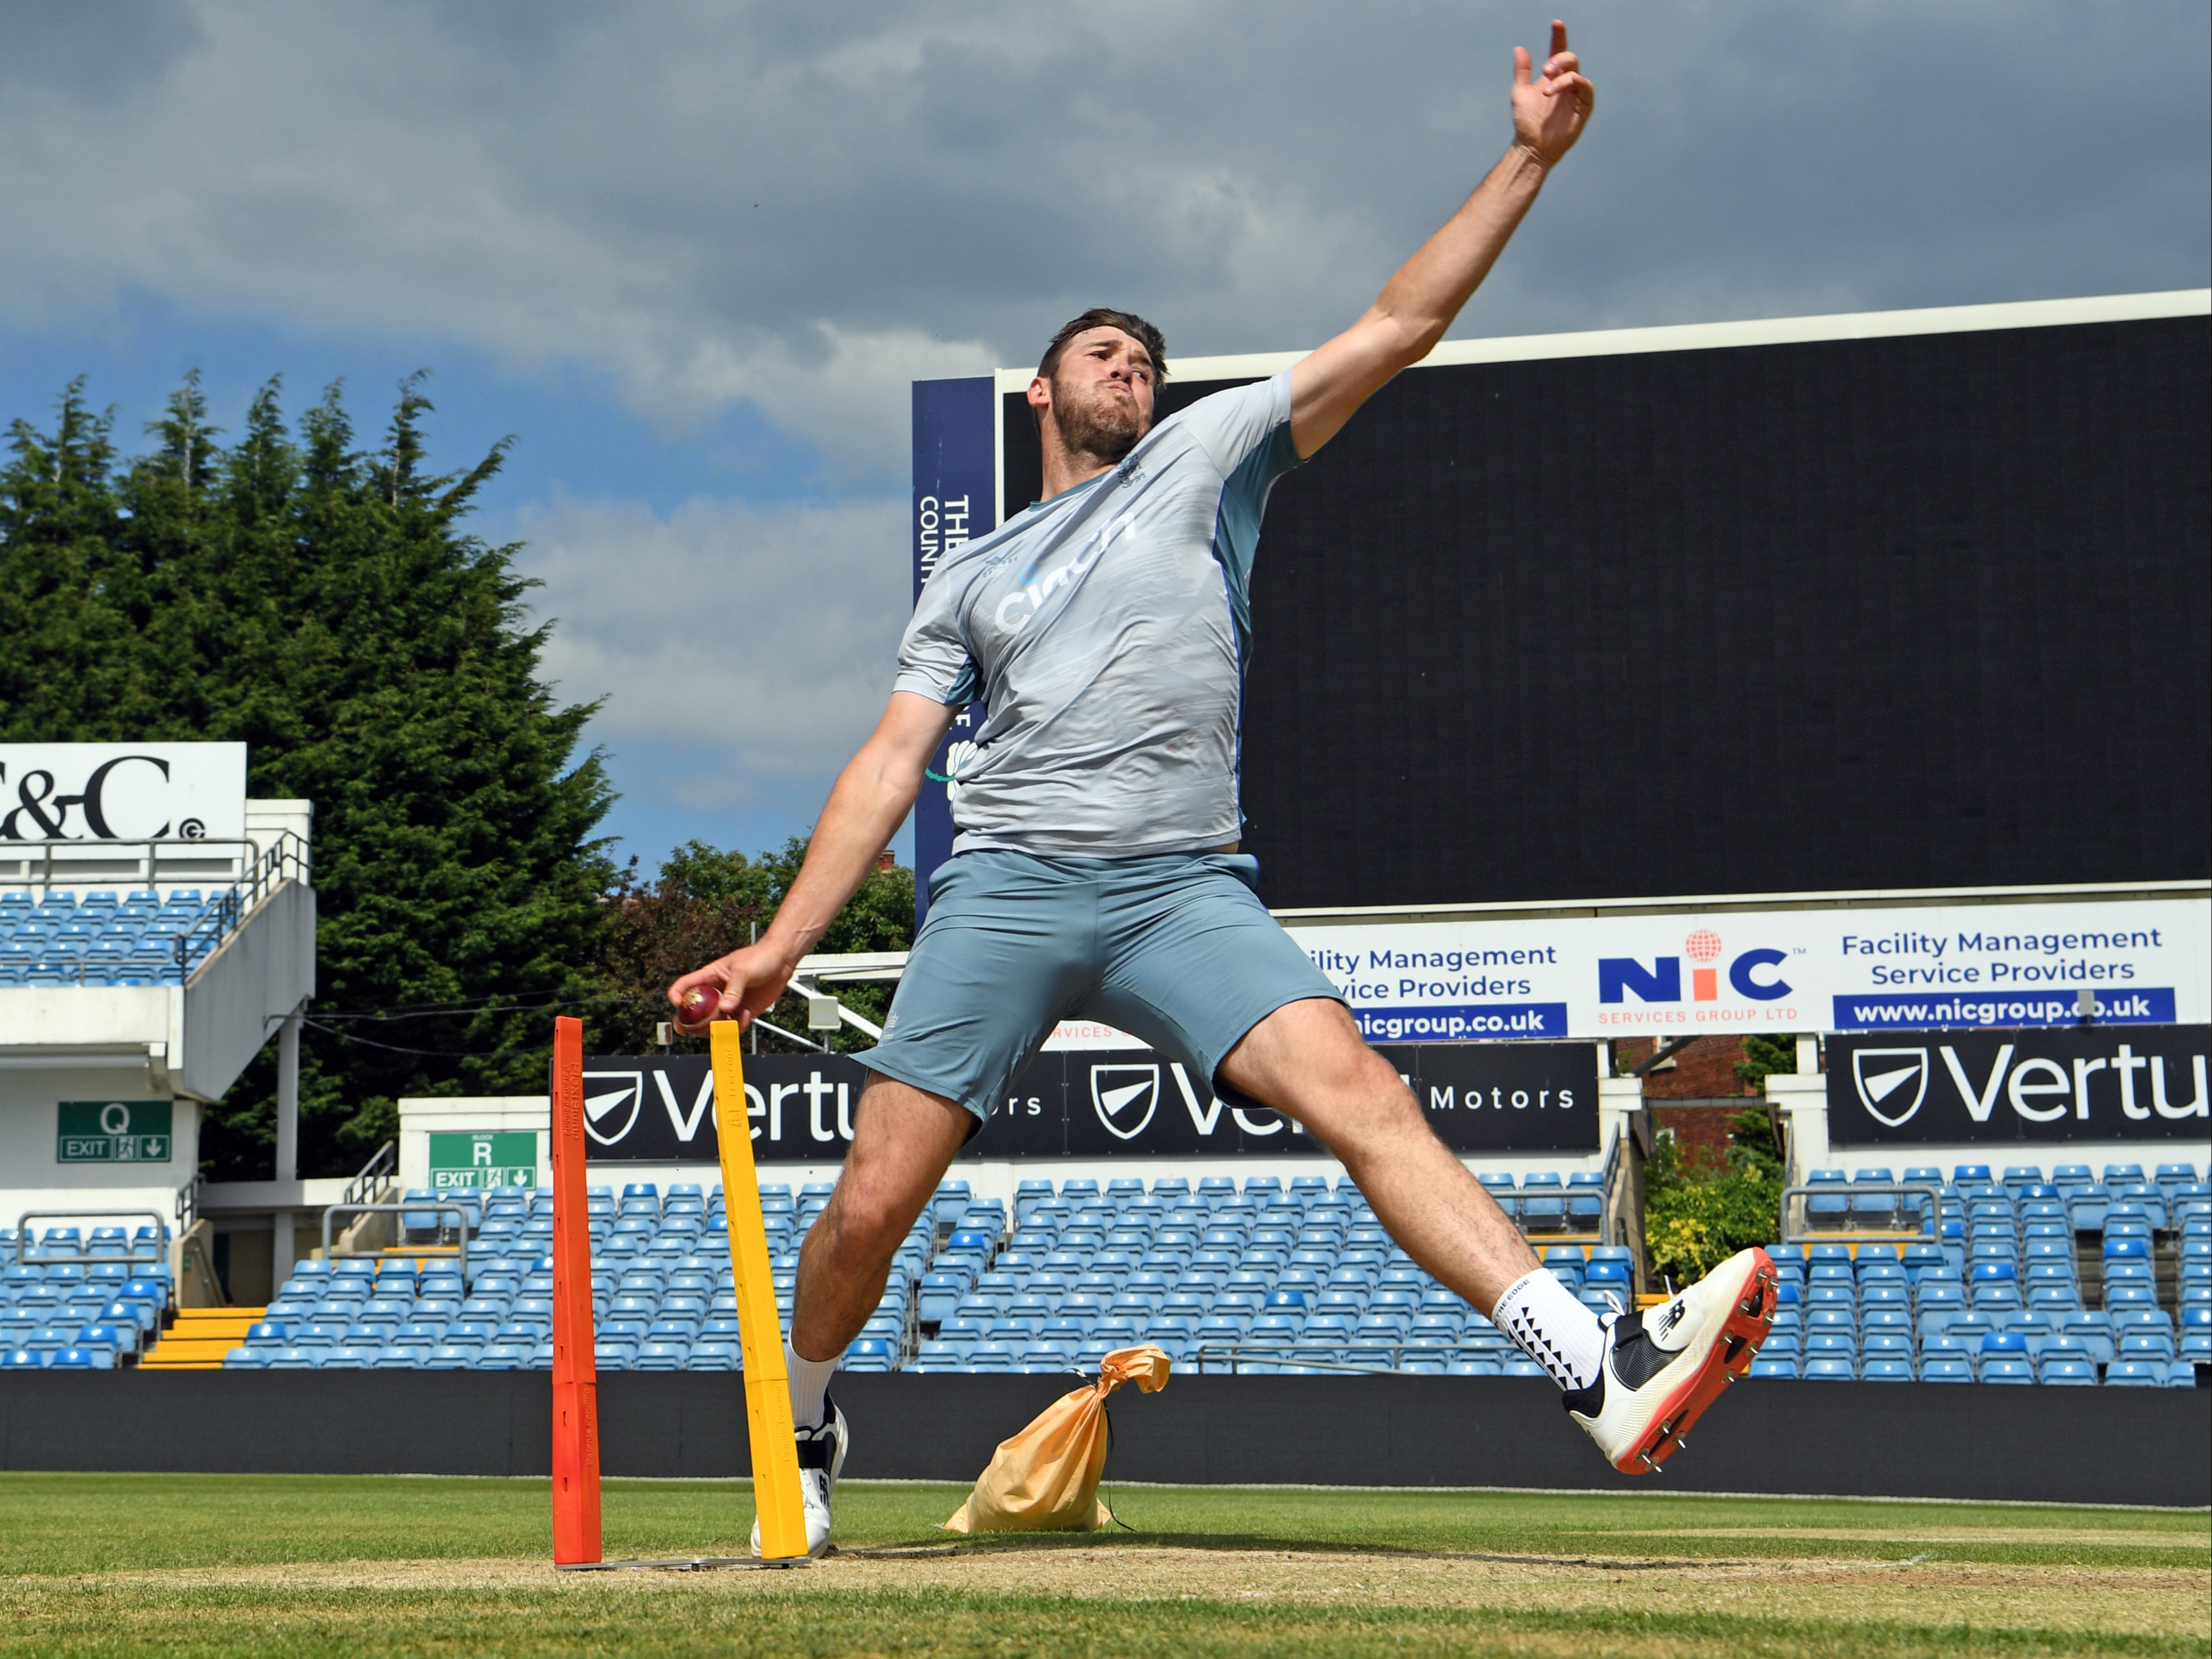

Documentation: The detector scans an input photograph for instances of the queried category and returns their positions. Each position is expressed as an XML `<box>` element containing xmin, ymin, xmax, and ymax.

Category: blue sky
<box><xmin>4</xmin><ymin>2</ymin><xmax>2206</xmax><ymax>880</ymax></box>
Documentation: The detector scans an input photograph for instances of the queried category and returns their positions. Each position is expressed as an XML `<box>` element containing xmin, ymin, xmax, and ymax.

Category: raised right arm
<box><xmin>669</xmin><ymin>689</ymin><xmax>956</xmax><ymax>1030</ymax></box>
<box><xmin>1288</xmin><ymin>20</ymin><xmax>1593</xmax><ymax>459</ymax></box>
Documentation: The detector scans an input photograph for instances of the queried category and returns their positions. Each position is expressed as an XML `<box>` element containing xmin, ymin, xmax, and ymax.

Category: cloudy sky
<box><xmin>4</xmin><ymin>1</ymin><xmax>2205</xmax><ymax>872</ymax></box>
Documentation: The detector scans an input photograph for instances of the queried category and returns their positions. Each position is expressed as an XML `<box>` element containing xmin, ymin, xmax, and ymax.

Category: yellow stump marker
<box><xmin>710</xmin><ymin>1021</ymin><xmax>809</xmax><ymax>1561</ymax></box>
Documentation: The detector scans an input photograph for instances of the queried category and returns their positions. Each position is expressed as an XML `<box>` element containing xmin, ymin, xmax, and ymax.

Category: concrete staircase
<box><xmin>138</xmin><ymin>1307</ymin><xmax>266</xmax><ymax>1370</ymax></box>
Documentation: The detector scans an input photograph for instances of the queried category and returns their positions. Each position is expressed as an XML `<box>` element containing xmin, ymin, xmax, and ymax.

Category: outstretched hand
<box><xmin>1512</xmin><ymin>20</ymin><xmax>1594</xmax><ymax>167</ymax></box>
<box><xmin>668</xmin><ymin>940</ymin><xmax>793</xmax><ymax>1035</ymax></box>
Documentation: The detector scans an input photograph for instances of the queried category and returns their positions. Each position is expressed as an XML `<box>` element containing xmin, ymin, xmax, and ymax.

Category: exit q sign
<box><xmin>426</xmin><ymin>1131</ymin><xmax>539</xmax><ymax>1190</ymax></box>
<box><xmin>57</xmin><ymin>1101</ymin><xmax>173</xmax><ymax>1163</ymax></box>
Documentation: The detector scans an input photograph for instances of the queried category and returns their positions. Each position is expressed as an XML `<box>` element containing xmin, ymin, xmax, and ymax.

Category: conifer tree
<box><xmin>0</xmin><ymin>374</ymin><xmax>614</xmax><ymax>1178</ymax></box>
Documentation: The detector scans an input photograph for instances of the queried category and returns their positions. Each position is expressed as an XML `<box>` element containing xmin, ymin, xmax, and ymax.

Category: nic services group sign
<box><xmin>578</xmin><ymin>1043</ymin><xmax>1598</xmax><ymax>1164</ymax></box>
<box><xmin>1827</xmin><ymin>1027</ymin><xmax>2210</xmax><ymax>1146</ymax></box>
<box><xmin>1283</xmin><ymin>897</ymin><xmax>2209</xmax><ymax>1043</ymax></box>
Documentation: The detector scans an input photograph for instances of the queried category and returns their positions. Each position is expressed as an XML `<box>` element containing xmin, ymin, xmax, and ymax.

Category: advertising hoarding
<box><xmin>1283</xmin><ymin>897</ymin><xmax>2209</xmax><ymax>1043</ymax></box>
<box><xmin>0</xmin><ymin>743</ymin><xmax>246</xmax><ymax>842</ymax></box>
<box><xmin>910</xmin><ymin>377</ymin><xmax>995</xmax><ymax>923</ymax></box>
<box><xmin>1826</xmin><ymin>1027</ymin><xmax>2210</xmax><ymax>1146</ymax></box>
<box><xmin>579</xmin><ymin>1043</ymin><xmax>1598</xmax><ymax>1163</ymax></box>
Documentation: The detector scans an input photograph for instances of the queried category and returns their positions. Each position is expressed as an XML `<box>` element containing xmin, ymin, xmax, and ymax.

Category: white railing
<box><xmin>0</xmin><ymin>831</ymin><xmax>309</xmax><ymax>895</ymax></box>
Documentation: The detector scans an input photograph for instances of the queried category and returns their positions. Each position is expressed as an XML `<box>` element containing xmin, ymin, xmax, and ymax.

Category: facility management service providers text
<box><xmin>1282</xmin><ymin>898</ymin><xmax>2209</xmax><ymax>1042</ymax></box>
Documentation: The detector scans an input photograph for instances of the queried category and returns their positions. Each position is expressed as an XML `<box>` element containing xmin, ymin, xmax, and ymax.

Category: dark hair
<box><xmin>1036</xmin><ymin>308</ymin><xmax>1168</xmax><ymax>385</ymax></box>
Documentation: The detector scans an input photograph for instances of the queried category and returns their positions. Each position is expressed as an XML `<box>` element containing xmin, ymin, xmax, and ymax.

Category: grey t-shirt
<box><xmin>895</xmin><ymin>370</ymin><xmax>1303</xmax><ymax>856</ymax></box>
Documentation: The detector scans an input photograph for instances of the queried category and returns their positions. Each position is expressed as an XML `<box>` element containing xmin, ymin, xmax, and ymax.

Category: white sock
<box><xmin>785</xmin><ymin>1339</ymin><xmax>838</xmax><ymax>1430</ymax></box>
<box><xmin>1492</xmin><ymin>1268</ymin><xmax>1607</xmax><ymax>1392</ymax></box>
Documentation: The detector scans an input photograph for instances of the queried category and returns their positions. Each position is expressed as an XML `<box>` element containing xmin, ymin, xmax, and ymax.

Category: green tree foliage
<box><xmin>1641</xmin><ymin>1107</ymin><xmax>1786</xmax><ymax>1287</ymax></box>
<box><xmin>1734</xmin><ymin>1031</ymin><xmax>1805</xmax><ymax>1093</ymax></box>
<box><xmin>595</xmin><ymin>837</ymin><xmax>913</xmax><ymax>1053</ymax></box>
<box><xmin>1</xmin><ymin>374</ymin><xmax>613</xmax><ymax>1179</ymax></box>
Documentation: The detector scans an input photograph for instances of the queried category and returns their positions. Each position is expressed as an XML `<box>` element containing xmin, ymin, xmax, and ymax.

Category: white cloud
<box><xmin>0</xmin><ymin>2</ymin><xmax>2199</xmax><ymax>483</ymax></box>
<box><xmin>514</xmin><ymin>490</ymin><xmax>910</xmax><ymax>817</ymax></box>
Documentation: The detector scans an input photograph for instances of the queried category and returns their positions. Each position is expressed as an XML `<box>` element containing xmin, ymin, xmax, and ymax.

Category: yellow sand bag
<box><xmin>943</xmin><ymin>1345</ymin><xmax>1170</xmax><ymax>1533</ymax></box>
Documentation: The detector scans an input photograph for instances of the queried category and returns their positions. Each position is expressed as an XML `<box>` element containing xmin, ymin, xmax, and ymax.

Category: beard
<box><xmin>1050</xmin><ymin>376</ymin><xmax>1146</xmax><ymax>465</ymax></box>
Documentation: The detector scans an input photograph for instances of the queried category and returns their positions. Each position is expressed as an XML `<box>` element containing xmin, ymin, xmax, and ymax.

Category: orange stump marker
<box><xmin>710</xmin><ymin>1021</ymin><xmax>809</xmax><ymax>1560</ymax></box>
<box><xmin>549</xmin><ymin>1016</ymin><xmax>602</xmax><ymax>1566</ymax></box>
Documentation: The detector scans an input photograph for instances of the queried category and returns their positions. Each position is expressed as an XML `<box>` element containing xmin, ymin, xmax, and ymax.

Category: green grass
<box><xmin>0</xmin><ymin>1475</ymin><xmax>2200</xmax><ymax>1573</ymax></box>
<box><xmin>1</xmin><ymin>1474</ymin><xmax>2204</xmax><ymax>1657</ymax></box>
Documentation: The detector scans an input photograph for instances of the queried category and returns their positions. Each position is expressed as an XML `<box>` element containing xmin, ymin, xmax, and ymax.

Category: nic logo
<box><xmin>1598</xmin><ymin>932</ymin><xmax>1793</xmax><ymax>1005</ymax></box>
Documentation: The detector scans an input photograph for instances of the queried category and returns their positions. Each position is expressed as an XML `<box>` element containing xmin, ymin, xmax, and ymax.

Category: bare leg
<box><xmin>790</xmin><ymin>1074</ymin><xmax>973</xmax><ymax>1362</ymax></box>
<box><xmin>1217</xmin><ymin>997</ymin><xmax>1540</xmax><ymax>1314</ymax></box>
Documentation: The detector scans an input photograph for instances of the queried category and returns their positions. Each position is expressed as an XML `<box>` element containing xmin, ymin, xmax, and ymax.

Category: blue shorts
<box><xmin>855</xmin><ymin>848</ymin><xmax>1343</xmax><ymax>1124</ymax></box>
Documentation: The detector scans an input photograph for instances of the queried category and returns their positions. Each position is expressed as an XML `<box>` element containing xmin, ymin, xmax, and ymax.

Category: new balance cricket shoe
<box><xmin>750</xmin><ymin>1397</ymin><xmax>847</xmax><ymax>1558</ymax></box>
<box><xmin>1562</xmin><ymin>1247</ymin><xmax>1777</xmax><ymax>1474</ymax></box>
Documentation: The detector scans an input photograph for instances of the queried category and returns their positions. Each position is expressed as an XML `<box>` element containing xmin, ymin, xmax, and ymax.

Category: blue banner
<box><xmin>911</xmin><ymin>377</ymin><xmax>995</xmax><ymax>924</ymax></box>
<box><xmin>1351</xmin><ymin>1003</ymin><xmax>1569</xmax><ymax>1043</ymax></box>
<box><xmin>1833</xmin><ymin>987</ymin><xmax>2179</xmax><ymax>1030</ymax></box>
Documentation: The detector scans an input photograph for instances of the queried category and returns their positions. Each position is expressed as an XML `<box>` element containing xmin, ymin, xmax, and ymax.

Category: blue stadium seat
<box><xmin>2183</xmin><ymin>1309</ymin><xmax>2211</xmax><ymax>1362</ymax></box>
<box><xmin>1801</xmin><ymin>1357</ymin><xmax>1855</xmax><ymax>1380</ymax></box>
<box><xmin>1519</xmin><ymin>1174</ymin><xmax>1565</xmax><ymax>1231</ymax></box>
<box><xmin>1540</xmin><ymin>1246</ymin><xmax>1585</xmax><ymax>1291</ymax></box>
<box><xmin>1805</xmin><ymin>1169</ymin><xmax>1848</xmax><ymax>1226</ymax></box>
<box><xmin>2037</xmin><ymin>1357</ymin><xmax>2097</xmax><ymax>1385</ymax></box>
<box><xmin>2119</xmin><ymin>1330</ymin><xmax>2177</xmax><ymax>1364</ymax></box>
<box><xmin>1851</xmin><ymin>1168</ymin><xmax>1899</xmax><ymax>1226</ymax></box>
<box><xmin>2103</xmin><ymin>1360</ymin><xmax>2164</xmax><ymax>1387</ymax></box>
<box><xmin>1565</xmin><ymin>1173</ymin><xmax>1603</xmax><ymax>1226</ymax></box>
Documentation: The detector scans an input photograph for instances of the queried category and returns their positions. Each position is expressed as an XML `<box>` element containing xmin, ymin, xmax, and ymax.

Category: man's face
<box><xmin>1031</xmin><ymin>327</ymin><xmax>1157</xmax><ymax>464</ymax></box>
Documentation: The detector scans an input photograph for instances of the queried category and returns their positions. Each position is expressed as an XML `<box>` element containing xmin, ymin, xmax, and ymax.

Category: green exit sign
<box><xmin>58</xmin><ymin>1101</ymin><xmax>173</xmax><ymax>1163</ymax></box>
<box><xmin>426</xmin><ymin>1131</ymin><xmax>540</xmax><ymax>1190</ymax></box>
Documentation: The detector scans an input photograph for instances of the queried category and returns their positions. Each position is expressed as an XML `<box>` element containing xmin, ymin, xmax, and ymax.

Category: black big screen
<box><xmin>1000</xmin><ymin>315</ymin><xmax>2211</xmax><ymax>907</ymax></box>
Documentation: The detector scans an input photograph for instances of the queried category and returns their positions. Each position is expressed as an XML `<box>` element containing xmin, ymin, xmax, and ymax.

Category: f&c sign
<box><xmin>0</xmin><ymin>743</ymin><xmax>247</xmax><ymax>842</ymax></box>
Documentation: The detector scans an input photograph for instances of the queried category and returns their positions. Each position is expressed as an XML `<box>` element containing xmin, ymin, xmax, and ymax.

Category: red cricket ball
<box><xmin>677</xmin><ymin>987</ymin><xmax>720</xmax><ymax>1030</ymax></box>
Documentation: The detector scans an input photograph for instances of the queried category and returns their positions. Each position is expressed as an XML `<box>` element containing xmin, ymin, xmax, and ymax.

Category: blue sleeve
<box><xmin>1190</xmin><ymin>371</ymin><xmax>1300</xmax><ymax>659</ymax></box>
<box><xmin>893</xmin><ymin>567</ymin><xmax>981</xmax><ymax>706</ymax></box>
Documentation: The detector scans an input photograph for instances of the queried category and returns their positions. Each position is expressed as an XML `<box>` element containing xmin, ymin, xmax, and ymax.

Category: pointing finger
<box><xmin>1552</xmin><ymin>19</ymin><xmax>1569</xmax><ymax>57</ymax></box>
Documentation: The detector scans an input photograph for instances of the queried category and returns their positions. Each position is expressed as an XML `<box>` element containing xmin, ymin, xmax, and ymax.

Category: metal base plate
<box><xmin>557</xmin><ymin>1556</ymin><xmax>809</xmax><ymax>1572</ymax></box>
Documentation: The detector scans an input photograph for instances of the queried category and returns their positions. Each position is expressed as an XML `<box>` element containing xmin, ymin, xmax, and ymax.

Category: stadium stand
<box><xmin>48</xmin><ymin>1157</ymin><xmax>2154</xmax><ymax>1384</ymax></box>
<box><xmin>0</xmin><ymin>1247</ymin><xmax>176</xmax><ymax>1370</ymax></box>
<box><xmin>187</xmin><ymin>1172</ymin><xmax>1629</xmax><ymax>1377</ymax></box>
<box><xmin>8</xmin><ymin>1159</ymin><xmax>2203</xmax><ymax>1389</ymax></box>
<box><xmin>1750</xmin><ymin>1161</ymin><xmax>2206</xmax><ymax>1385</ymax></box>
<box><xmin>8</xmin><ymin>1156</ymin><xmax>2200</xmax><ymax>1385</ymax></box>
<box><xmin>0</xmin><ymin>886</ymin><xmax>256</xmax><ymax>987</ymax></box>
